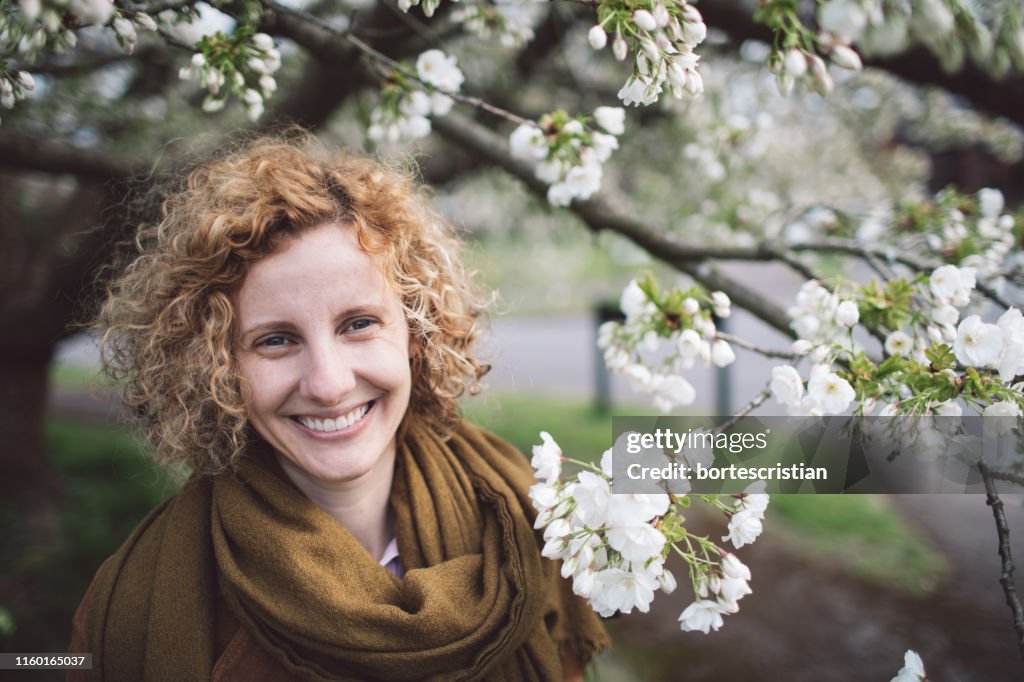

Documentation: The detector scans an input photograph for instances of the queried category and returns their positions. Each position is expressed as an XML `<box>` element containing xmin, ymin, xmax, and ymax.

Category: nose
<box><xmin>300</xmin><ymin>339</ymin><xmax>357</xmax><ymax>406</ymax></box>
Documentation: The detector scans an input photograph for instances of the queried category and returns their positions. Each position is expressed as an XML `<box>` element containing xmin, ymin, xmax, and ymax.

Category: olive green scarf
<box><xmin>84</xmin><ymin>421</ymin><xmax>608</xmax><ymax>680</ymax></box>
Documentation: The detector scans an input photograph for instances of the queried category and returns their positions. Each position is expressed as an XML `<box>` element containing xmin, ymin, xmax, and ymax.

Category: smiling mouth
<box><xmin>291</xmin><ymin>400</ymin><xmax>374</xmax><ymax>433</ymax></box>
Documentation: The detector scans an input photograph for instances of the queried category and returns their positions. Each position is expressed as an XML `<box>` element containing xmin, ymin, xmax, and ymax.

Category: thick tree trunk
<box><xmin>0</xmin><ymin>351</ymin><xmax>59</xmax><ymax>504</ymax></box>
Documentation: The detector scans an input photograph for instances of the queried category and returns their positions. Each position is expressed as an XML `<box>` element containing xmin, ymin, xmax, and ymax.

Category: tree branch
<box><xmin>0</xmin><ymin>131</ymin><xmax>143</xmax><ymax>179</ymax></box>
<box><xmin>978</xmin><ymin>460</ymin><xmax>1024</xmax><ymax>664</ymax></box>
<box><xmin>715</xmin><ymin>332</ymin><xmax>797</xmax><ymax>360</ymax></box>
<box><xmin>429</xmin><ymin>112</ymin><xmax>796</xmax><ymax>338</ymax></box>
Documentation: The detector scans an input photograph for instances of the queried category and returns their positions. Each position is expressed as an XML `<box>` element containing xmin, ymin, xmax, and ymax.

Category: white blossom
<box><xmin>979</xmin><ymin>188</ymin><xmax>1005</xmax><ymax>219</ymax></box>
<box><xmin>604</xmin><ymin>491</ymin><xmax>670</xmax><ymax>527</ymax></box>
<box><xmin>819</xmin><ymin>0</ymin><xmax>868</xmax><ymax>42</ymax></box>
<box><xmin>590</xmin><ymin>568</ymin><xmax>659</xmax><ymax>616</ymax></box>
<box><xmin>724</xmin><ymin>509</ymin><xmax>763</xmax><ymax>548</ymax></box>
<box><xmin>606</xmin><ymin>522</ymin><xmax>666</xmax><ymax>564</ymax></box>
<box><xmin>884</xmin><ymin>331</ymin><xmax>913</xmax><ymax>357</ymax></box>
<box><xmin>415</xmin><ymin>49</ymin><xmax>464</xmax><ymax>92</ymax></box>
<box><xmin>678</xmin><ymin>600</ymin><xmax>725</xmax><ymax>633</ymax></box>
<box><xmin>69</xmin><ymin>0</ymin><xmax>115</xmax><ymax>25</ymax></box>
<box><xmin>531</xmin><ymin>431</ymin><xmax>562</xmax><ymax>483</ymax></box>
<box><xmin>593</xmin><ymin>106</ymin><xmax>625</xmax><ymax>135</ymax></box>
<box><xmin>835</xmin><ymin>300</ymin><xmax>859</xmax><ymax>327</ymax></box>
<box><xmin>721</xmin><ymin>553</ymin><xmax>751</xmax><ymax>581</ymax></box>
<box><xmin>997</xmin><ymin>308</ymin><xmax>1024</xmax><ymax>382</ymax></box>
<box><xmin>633</xmin><ymin>9</ymin><xmax>657</xmax><ymax>32</ymax></box>
<box><xmin>620</xmin><ymin>280</ymin><xmax>649</xmax><ymax>321</ymax></box>
<box><xmin>710</xmin><ymin>339</ymin><xmax>736</xmax><ymax>367</ymax></box>
<box><xmin>571</xmin><ymin>471</ymin><xmax>610</xmax><ymax>528</ymax></box>
<box><xmin>509</xmin><ymin>124</ymin><xmax>548</xmax><ymax>161</ymax></box>
<box><xmin>770</xmin><ymin>365</ymin><xmax>804</xmax><ymax>407</ymax></box>
<box><xmin>930</xmin><ymin>265</ymin><xmax>976</xmax><ymax>307</ymax></box>
<box><xmin>588</xmin><ymin>26</ymin><xmax>607</xmax><ymax>50</ymax></box>
<box><xmin>953</xmin><ymin>315</ymin><xmax>1003</xmax><ymax>368</ymax></box>
<box><xmin>983</xmin><ymin>401</ymin><xmax>1022</xmax><ymax>437</ymax></box>
<box><xmin>889</xmin><ymin>649</ymin><xmax>926</xmax><ymax>682</ymax></box>
<box><xmin>806</xmin><ymin>372</ymin><xmax>855</xmax><ymax>414</ymax></box>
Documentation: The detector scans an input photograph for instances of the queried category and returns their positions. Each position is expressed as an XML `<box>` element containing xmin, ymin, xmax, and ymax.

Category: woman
<box><xmin>69</xmin><ymin>136</ymin><xmax>609</xmax><ymax>680</ymax></box>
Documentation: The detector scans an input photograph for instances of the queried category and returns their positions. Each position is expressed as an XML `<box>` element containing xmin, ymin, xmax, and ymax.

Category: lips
<box><xmin>292</xmin><ymin>400</ymin><xmax>374</xmax><ymax>433</ymax></box>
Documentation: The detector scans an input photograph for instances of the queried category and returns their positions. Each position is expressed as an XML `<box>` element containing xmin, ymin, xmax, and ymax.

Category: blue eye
<box><xmin>349</xmin><ymin>318</ymin><xmax>374</xmax><ymax>332</ymax></box>
<box><xmin>259</xmin><ymin>335</ymin><xmax>289</xmax><ymax>348</ymax></box>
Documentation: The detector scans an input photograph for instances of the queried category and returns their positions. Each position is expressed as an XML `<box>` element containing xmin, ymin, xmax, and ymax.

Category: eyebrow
<box><xmin>238</xmin><ymin>304</ymin><xmax>391</xmax><ymax>341</ymax></box>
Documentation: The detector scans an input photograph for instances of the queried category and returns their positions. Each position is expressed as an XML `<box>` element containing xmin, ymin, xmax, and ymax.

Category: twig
<box><xmin>766</xmin><ymin>247</ymin><xmax>821</xmax><ymax>282</ymax></box>
<box><xmin>715</xmin><ymin>386</ymin><xmax>772</xmax><ymax>434</ymax></box>
<box><xmin>430</xmin><ymin>112</ymin><xmax>797</xmax><ymax>338</ymax></box>
<box><xmin>263</xmin><ymin>0</ymin><xmax>534</xmax><ymax>127</ymax></box>
<box><xmin>788</xmin><ymin>238</ymin><xmax>1015</xmax><ymax>309</ymax></box>
<box><xmin>714</xmin><ymin>332</ymin><xmax>797</xmax><ymax>360</ymax></box>
<box><xmin>978</xmin><ymin>460</ymin><xmax>1024</xmax><ymax>664</ymax></box>
<box><xmin>990</xmin><ymin>470</ymin><xmax>1024</xmax><ymax>488</ymax></box>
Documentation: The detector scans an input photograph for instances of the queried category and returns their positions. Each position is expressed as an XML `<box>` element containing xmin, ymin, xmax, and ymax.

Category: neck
<box><xmin>276</xmin><ymin>448</ymin><xmax>397</xmax><ymax>562</ymax></box>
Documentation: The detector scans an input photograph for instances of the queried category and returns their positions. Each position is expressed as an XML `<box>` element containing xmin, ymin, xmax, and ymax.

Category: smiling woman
<box><xmin>68</xmin><ymin>134</ymin><xmax>609</xmax><ymax>681</ymax></box>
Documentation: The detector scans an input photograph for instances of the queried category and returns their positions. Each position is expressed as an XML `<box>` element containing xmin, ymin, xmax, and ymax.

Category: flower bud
<box><xmin>20</xmin><ymin>0</ymin><xmax>42</xmax><ymax>23</ymax></box>
<box><xmin>776</xmin><ymin>73</ymin><xmax>795</xmax><ymax>97</ymax></box>
<box><xmin>191</xmin><ymin>52</ymin><xmax>207</xmax><ymax>68</ymax></box>
<box><xmin>612</xmin><ymin>35</ymin><xmax>628</xmax><ymax>61</ymax></box>
<box><xmin>652</xmin><ymin>4</ymin><xmax>669</xmax><ymax>28</ymax></box>
<box><xmin>659</xmin><ymin>569</ymin><xmax>678</xmax><ymax>594</ymax></box>
<box><xmin>835</xmin><ymin>300</ymin><xmax>859</xmax><ymax>327</ymax></box>
<box><xmin>16</xmin><ymin>71</ymin><xmax>35</xmax><ymax>92</ymax></box>
<box><xmin>683</xmin><ymin>69</ymin><xmax>703</xmax><ymax>97</ymax></box>
<box><xmin>830</xmin><ymin>44</ymin><xmax>862</xmax><ymax>70</ymax></box>
<box><xmin>667</xmin><ymin>61</ymin><xmax>686</xmax><ymax>89</ymax></box>
<box><xmin>680</xmin><ymin>2</ymin><xmax>702</xmax><ymax>25</ymax></box>
<box><xmin>807</xmin><ymin>54</ymin><xmax>833</xmax><ymax>95</ymax></box>
<box><xmin>42</xmin><ymin>10</ymin><xmax>61</xmax><ymax>34</ymax></box>
<box><xmin>587</xmin><ymin>25</ymin><xmax>607</xmax><ymax>50</ymax></box>
<box><xmin>252</xmin><ymin>32</ymin><xmax>274</xmax><ymax>53</ymax></box>
<box><xmin>633</xmin><ymin>9</ymin><xmax>657</xmax><ymax>32</ymax></box>
<box><xmin>784</xmin><ymin>48</ymin><xmax>807</xmax><ymax>77</ymax></box>
<box><xmin>133</xmin><ymin>12</ymin><xmax>157</xmax><ymax>32</ymax></box>
<box><xmin>683</xmin><ymin>20</ymin><xmax>707</xmax><ymax>45</ymax></box>
<box><xmin>791</xmin><ymin>339</ymin><xmax>813</xmax><ymax>355</ymax></box>
<box><xmin>641</xmin><ymin>38</ymin><xmax>660</xmax><ymax>62</ymax></box>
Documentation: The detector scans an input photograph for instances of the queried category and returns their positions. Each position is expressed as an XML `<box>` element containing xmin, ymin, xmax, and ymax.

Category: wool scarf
<box><xmin>83</xmin><ymin>420</ymin><xmax>609</xmax><ymax>680</ymax></box>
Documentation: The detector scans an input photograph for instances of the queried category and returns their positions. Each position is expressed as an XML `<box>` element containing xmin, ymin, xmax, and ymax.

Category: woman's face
<box><xmin>235</xmin><ymin>222</ymin><xmax>412</xmax><ymax>486</ymax></box>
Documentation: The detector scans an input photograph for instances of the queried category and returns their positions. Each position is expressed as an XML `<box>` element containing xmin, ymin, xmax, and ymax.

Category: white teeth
<box><xmin>298</xmin><ymin>403</ymin><xmax>371</xmax><ymax>433</ymax></box>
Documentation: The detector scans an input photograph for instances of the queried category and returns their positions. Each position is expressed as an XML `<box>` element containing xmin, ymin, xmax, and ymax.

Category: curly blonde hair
<box><xmin>98</xmin><ymin>134</ymin><xmax>489</xmax><ymax>475</ymax></box>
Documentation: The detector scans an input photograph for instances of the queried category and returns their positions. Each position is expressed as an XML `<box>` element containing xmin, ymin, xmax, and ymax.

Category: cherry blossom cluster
<box><xmin>759</xmin><ymin>0</ymin><xmax>870</xmax><ymax>97</ymax></box>
<box><xmin>449</xmin><ymin>1</ymin><xmax>543</xmax><ymax>49</ymax></box>
<box><xmin>368</xmin><ymin>49</ymin><xmax>463</xmax><ymax>144</ymax></box>
<box><xmin>3</xmin><ymin>0</ymin><xmax>106</xmax><ymax>61</ymax></box>
<box><xmin>584</xmin><ymin>0</ymin><xmax>706</xmax><ymax>106</ymax></box>
<box><xmin>895</xmin><ymin>187</ymin><xmax>1017</xmax><ymax>285</ymax></box>
<box><xmin>769</xmin><ymin>264</ymin><xmax>1024</xmax><ymax>443</ymax></box>
<box><xmin>3</xmin><ymin>0</ymin><xmax>156</xmax><ymax>59</ymax></box>
<box><xmin>178</xmin><ymin>30</ymin><xmax>281</xmax><ymax>121</ymax></box>
<box><xmin>597</xmin><ymin>277</ymin><xmax>735</xmax><ymax>412</ymax></box>
<box><xmin>0</xmin><ymin>65</ymin><xmax>33</xmax><ymax>122</ymax></box>
<box><xmin>508</xmin><ymin>106</ymin><xmax>625</xmax><ymax>207</ymax></box>
<box><xmin>529</xmin><ymin>432</ymin><xmax>767</xmax><ymax>633</ymax></box>
<box><xmin>763</xmin><ymin>0</ymin><xmax>1024</xmax><ymax>97</ymax></box>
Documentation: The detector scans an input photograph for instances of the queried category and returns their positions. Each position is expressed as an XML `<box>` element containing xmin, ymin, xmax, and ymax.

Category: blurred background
<box><xmin>3</xmin><ymin>0</ymin><xmax>1024</xmax><ymax>679</ymax></box>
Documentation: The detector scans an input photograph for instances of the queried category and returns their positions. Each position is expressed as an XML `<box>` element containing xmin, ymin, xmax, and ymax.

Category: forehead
<box><xmin>236</xmin><ymin>223</ymin><xmax>395</xmax><ymax>320</ymax></box>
